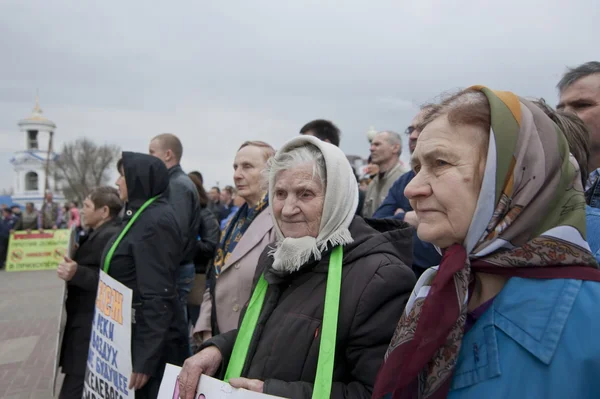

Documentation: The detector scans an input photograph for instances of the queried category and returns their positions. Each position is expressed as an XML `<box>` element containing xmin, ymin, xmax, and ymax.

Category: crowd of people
<box><xmin>2</xmin><ymin>61</ymin><xmax>600</xmax><ymax>399</ymax></box>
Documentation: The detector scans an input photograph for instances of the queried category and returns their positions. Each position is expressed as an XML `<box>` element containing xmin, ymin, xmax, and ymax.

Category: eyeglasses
<box><xmin>405</xmin><ymin>126</ymin><xmax>416</xmax><ymax>135</ymax></box>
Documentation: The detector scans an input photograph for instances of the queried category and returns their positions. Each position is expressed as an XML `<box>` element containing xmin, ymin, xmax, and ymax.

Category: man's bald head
<box><xmin>149</xmin><ymin>133</ymin><xmax>183</xmax><ymax>169</ymax></box>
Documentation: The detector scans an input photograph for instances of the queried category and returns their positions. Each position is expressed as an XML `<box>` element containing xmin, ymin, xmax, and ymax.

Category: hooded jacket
<box><xmin>101</xmin><ymin>152</ymin><xmax>187</xmax><ymax>376</ymax></box>
<box><xmin>203</xmin><ymin>216</ymin><xmax>416</xmax><ymax>399</ymax></box>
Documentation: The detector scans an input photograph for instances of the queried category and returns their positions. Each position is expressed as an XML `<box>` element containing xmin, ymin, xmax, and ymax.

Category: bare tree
<box><xmin>53</xmin><ymin>139</ymin><xmax>121</xmax><ymax>204</ymax></box>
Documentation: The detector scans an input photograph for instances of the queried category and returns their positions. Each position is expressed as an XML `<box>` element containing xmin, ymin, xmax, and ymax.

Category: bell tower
<box><xmin>10</xmin><ymin>96</ymin><xmax>64</xmax><ymax>208</ymax></box>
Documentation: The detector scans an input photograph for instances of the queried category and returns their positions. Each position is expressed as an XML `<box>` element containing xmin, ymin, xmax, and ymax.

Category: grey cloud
<box><xmin>0</xmin><ymin>0</ymin><xmax>598</xmax><ymax>189</ymax></box>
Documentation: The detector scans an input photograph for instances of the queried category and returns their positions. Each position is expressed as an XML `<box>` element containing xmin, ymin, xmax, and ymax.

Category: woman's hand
<box><xmin>57</xmin><ymin>256</ymin><xmax>78</xmax><ymax>281</ymax></box>
<box><xmin>178</xmin><ymin>346</ymin><xmax>222</xmax><ymax>399</ymax></box>
<box><xmin>229</xmin><ymin>378</ymin><xmax>264</xmax><ymax>392</ymax></box>
<box><xmin>129</xmin><ymin>372</ymin><xmax>150</xmax><ymax>390</ymax></box>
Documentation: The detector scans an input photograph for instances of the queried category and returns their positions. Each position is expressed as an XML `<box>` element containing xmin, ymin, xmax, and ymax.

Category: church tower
<box><xmin>10</xmin><ymin>97</ymin><xmax>64</xmax><ymax>209</ymax></box>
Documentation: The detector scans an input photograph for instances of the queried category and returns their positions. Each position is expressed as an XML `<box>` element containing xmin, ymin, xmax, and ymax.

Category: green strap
<box><xmin>224</xmin><ymin>246</ymin><xmax>343</xmax><ymax>399</ymax></box>
<box><xmin>102</xmin><ymin>196</ymin><xmax>159</xmax><ymax>274</ymax></box>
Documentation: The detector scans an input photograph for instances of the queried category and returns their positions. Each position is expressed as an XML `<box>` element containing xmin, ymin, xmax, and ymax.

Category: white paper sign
<box><xmin>157</xmin><ymin>364</ymin><xmax>286</xmax><ymax>399</ymax></box>
<box><xmin>82</xmin><ymin>270</ymin><xmax>134</xmax><ymax>399</ymax></box>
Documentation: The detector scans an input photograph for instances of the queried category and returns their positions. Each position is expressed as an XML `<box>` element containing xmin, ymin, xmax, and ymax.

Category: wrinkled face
<box><xmin>209</xmin><ymin>188</ymin><xmax>220</xmax><ymax>202</ymax></box>
<box><xmin>233</xmin><ymin>146</ymin><xmax>268</xmax><ymax>203</ymax></box>
<box><xmin>405</xmin><ymin>115</ymin><xmax>487</xmax><ymax>249</ymax></box>
<box><xmin>115</xmin><ymin>168</ymin><xmax>128</xmax><ymax>202</ymax></box>
<box><xmin>148</xmin><ymin>139</ymin><xmax>171</xmax><ymax>165</ymax></box>
<box><xmin>370</xmin><ymin>132</ymin><xmax>399</xmax><ymax>165</ymax></box>
<box><xmin>45</xmin><ymin>193</ymin><xmax>53</xmax><ymax>202</ymax></box>
<box><xmin>273</xmin><ymin>162</ymin><xmax>325</xmax><ymax>239</ymax></box>
<box><xmin>82</xmin><ymin>198</ymin><xmax>105</xmax><ymax>228</ymax></box>
<box><xmin>558</xmin><ymin>74</ymin><xmax>600</xmax><ymax>164</ymax></box>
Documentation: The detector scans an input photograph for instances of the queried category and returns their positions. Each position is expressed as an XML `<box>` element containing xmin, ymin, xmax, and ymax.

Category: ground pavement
<box><xmin>0</xmin><ymin>270</ymin><xmax>64</xmax><ymax>399</ymax></box>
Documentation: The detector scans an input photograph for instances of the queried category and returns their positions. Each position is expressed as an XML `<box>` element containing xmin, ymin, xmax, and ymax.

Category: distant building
<box><xmin>9</xmin><ymin>97</ymin><xmax>64</xmax><ymax>209</ymax></box>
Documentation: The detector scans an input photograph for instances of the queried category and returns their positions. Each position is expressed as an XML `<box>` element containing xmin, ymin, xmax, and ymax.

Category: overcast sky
<box><xmin>1</xmin><ymin>0</ymin><xmax>598</xmax><ymax>191</ymax></box>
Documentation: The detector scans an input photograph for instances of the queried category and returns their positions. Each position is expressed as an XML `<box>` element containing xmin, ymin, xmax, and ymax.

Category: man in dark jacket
<box><xmin>57</xmin><ymin>187</ymin><xmax>123</xmax><ymax>399</ymax></box>
<box><xmin>373</xmin><ymin>108</ymin><xmax>442</xmax><ymax>277</ymax></box>
<box><xmin>108</xmin><ymin>152</ymin><xmax>188</xmax><ymax>398</ymax></box>
<box><xmin>149</xmin><ymin>134</ymin><xmax>201</xmax><ymax>332</ymax></box>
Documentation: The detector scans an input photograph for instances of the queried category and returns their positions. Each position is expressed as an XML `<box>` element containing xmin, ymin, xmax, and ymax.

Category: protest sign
<box><xmin>52</xmin><ymin>226</ymin><xmax>78</xmax><ymax>396</ymax></box>
<box><xmin>5</xmin><ymin>229</ymin><xmax>71</xmax><ymax>272</ymax></box>
<box><xmin>157</xmin><ymin>364</ymin><xmax>286</xmax><ymax>399</ymax></box>
<box><xmin>82</xmin><ymin>270</ymin><xmax>134</xmax><ymax>399</ymax></box>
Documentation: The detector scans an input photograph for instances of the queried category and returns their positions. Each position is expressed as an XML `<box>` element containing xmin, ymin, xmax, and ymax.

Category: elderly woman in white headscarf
<box><xmin>178</xmin><ymin>136</ymin><xmax>416</xmax><ymax>399</ymax></box>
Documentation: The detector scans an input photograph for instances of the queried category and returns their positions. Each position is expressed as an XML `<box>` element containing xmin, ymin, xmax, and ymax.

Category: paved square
<box><xmin>0</xmin><ymin>336</ymin><xmax>40</xmax><ymax>366</ymax></box>
<box><xmin>0</xmin><ymin>270</ymin><xmax>65</xmax><ymax>398</ymax></box>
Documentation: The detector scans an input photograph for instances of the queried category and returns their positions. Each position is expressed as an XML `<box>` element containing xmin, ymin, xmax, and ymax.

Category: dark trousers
<box><xmin>0</xmin><ymin>238</ymin><xmax>8</xmax><ymax>267</ymax></box>
<box><xmin>135</xmin><ymin>376</ymin><xmax>161</xmax><ymax>399</ymax></box>
<box><xmin>59</xmin><ymin>374</ymin><xmax>84</xmax><ymax>399</ymax></box>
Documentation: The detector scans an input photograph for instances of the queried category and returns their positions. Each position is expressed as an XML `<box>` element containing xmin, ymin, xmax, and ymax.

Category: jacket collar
<box><xmin>452</xmin><ymin>277</ymin><xmax>581</xmax><ymax>390</ymax></box>
<box><xmin>168</xmin><ymin>164</ymin><xmax>183</xmax><ymax>177</ymax></box>
<box><xmin>219</xmin><ymin>207</ymin><xmax>274</xmax><ymax>274</ymax></box>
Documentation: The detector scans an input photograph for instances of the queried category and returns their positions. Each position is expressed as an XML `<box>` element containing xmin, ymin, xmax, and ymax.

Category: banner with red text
<box><xmin>5</xmin><ymin>229</ymin><xmax>71</xmax><ymax>272</ymax></box>
<box><xmin>82</xmin><ymin>271</ymin><xmax>134</xmax><ymax>399</ymax></box>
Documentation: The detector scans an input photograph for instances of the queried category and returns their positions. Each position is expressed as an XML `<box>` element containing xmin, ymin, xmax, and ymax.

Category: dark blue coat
<box><xmin>373</xmin><ymin>170</ymin><xmax>441</xmax><ymax>275</ymax></box>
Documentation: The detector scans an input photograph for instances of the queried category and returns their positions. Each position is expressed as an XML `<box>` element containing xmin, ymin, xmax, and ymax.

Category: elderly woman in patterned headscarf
<box><xmin>373</xmin><ymin>87</ymin><xmax>600</xmax><ymax>399</ymax></box>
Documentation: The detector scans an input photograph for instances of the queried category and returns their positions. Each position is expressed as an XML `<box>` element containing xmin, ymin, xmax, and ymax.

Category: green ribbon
<box><xmin>224</xmin><ymin>245</ymin><xmax>343</xmax><ymax>399</ymax></box>
<box><xmin>102</xmin><ymin>196</ymin><xmax>159</xmax><ymax>274</ymax></box>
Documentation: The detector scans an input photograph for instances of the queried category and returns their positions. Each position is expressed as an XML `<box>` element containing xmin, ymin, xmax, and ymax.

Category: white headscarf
<box><xmin>268</xmin><ymin>136</ymin><xmax>359</xmax><ymax>272</ymax></box>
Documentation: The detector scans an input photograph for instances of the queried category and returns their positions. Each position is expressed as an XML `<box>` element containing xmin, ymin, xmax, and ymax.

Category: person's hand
<box><xmin>9</xmin><ymin>229</ymin><xmax>14</xmax><ymax>234</ymax></box>
<box><xmin>26</xmin><ymin>229</ymin><xmax>31</xmax><ymax>234</ymax></box>
<box><xmin>394</xmin><ymin>208</ymin><xmax>405</xmax><ymax>216</ymax></box>
<box><xmin>229</xmin><ymin>378</ymin><xmax>264</xmax><ymax>393</ymax></box>
<box><xmin>178</xmin><ymin>346</ymin><xmax>222</xmax><ymax>399</ymax></box>
<box><xmin>57</xmin><ymin>256</ymin><xmax>78</xmax><ymax>281</ymax></box>
<box><xmin>52</xmin><ymin>225</ymin><xmax>58</xmax><ymax>230</ymax></box>
<box><xmin>404</xmin><ymin>211</ymin><xmax>418</xmax><ymax>227</ymax></box>
<box><xmin>129</xmin><ymin>372</ymin><xmax>150</xmax><ymax>390</ymax></box>
<box><xmin>39</xmin><ymin>228</ymin><xmax>44</xmax><ymax>233</ymax></box>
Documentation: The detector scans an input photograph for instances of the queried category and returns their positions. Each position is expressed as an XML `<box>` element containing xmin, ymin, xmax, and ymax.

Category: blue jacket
<box><xmin>448</xmin><ymin>277</ymin><xmax>600</xmax><ymax>398</ymax></box>
<box><xmin>586</xmin><ymin>205</ymin><xmax>600</xmax><ymax>264</ymax></box>
<box><xmin>0</xmin><ymin>215</ymin><xmax>16</xmax><ymax>239</ymax></box>
<box><xmin>373</xmin><ymin>170</ymin><xmax>441</xmax><ymax>274</ymax></box>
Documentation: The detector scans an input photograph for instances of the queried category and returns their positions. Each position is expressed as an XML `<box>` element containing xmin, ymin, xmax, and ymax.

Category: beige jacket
<box><xmin>362</xmin><ymin>162</ymin><xmax>408</xmax><ymax>218</ymax></box>
<box><xmin>194</xmin><ymin>208</ymin><xmax>276</xmax><ymax>340</ymax></box>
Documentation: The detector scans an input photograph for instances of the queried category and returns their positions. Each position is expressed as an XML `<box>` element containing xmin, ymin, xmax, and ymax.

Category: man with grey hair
<box><xmin>362</xmin><ymin>131</ymin><xmax>408</xmax><ymax>217</ymax></box>
<box><xmin>557</xmin><ymin>61</ymin><xmax>600</xmax><ymax>199</ymax></box>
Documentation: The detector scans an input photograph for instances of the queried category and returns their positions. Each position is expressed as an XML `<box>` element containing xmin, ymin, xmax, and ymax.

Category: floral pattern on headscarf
<box><xmin>373</xmin><ymin>87</ymin><xmax>600</xmax><ymax>399</ymax></box>
<box><xmin>212</xmin><ymin>194</ymin><xmax>268</xmax><ymax>277</ymax></box>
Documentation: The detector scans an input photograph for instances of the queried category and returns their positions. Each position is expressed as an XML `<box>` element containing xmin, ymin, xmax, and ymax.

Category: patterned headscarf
<box><xmin>373</xmin><ymin>87</ymin><xmax>600</xmax><ymax>399</ymax></box>
<box><xmin>213</xmin><ymin>194</ymin><xmax>268</xmax><ymax>277</ymax></box>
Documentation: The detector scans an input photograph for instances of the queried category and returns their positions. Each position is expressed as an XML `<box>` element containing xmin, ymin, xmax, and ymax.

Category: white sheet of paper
<box><xmin>157</xmin><ymin>363</ymin><xmax>287</xmax><ymax>399</ymax></box>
